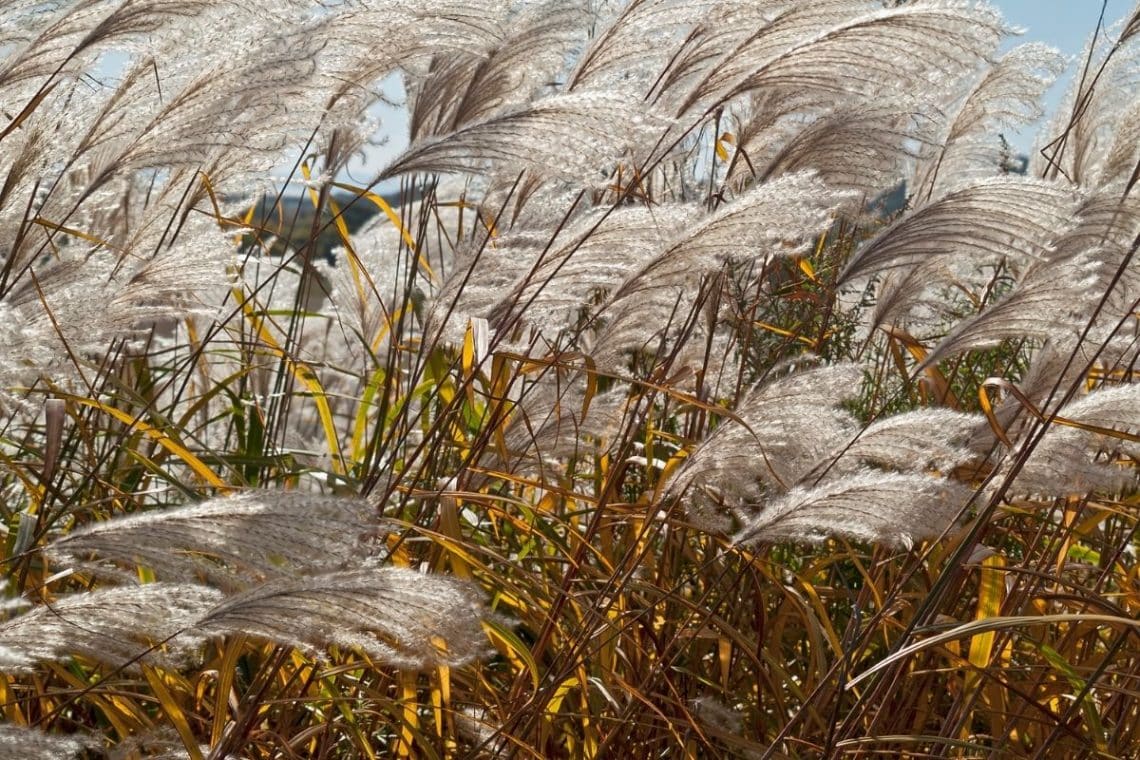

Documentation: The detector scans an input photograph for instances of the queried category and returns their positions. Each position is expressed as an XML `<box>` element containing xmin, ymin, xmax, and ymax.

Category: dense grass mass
<box><xmin>2</xmin><ymin>1</ymin><xmax>1140</xmax><ymax>757</ymax></box>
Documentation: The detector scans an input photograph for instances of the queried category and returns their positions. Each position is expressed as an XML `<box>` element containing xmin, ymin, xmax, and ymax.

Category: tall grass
<box><xmin>2</xmin><ymin>0</ymin><xmax>1140</xmax><ymax>757</ymax></box>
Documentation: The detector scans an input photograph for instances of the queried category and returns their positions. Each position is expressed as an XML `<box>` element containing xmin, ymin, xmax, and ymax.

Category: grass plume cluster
<box><xmin>2</xmin><ymin>0</ymin><xmax>1140</xmax><ymax>757</ymax></box>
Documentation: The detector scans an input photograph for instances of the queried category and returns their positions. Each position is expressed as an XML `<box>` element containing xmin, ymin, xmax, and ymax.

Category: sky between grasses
<box><xmin>141</xmin><ymin>0</ymin><xmax>1119</xmax><ymax>190</ymax></box>
<box><xmin>325</xmin><ymin>1</ymin><xmax>1137</xmax><ymax>191</ymax></box>
<box><xmin>997</xmin><ymin>0</ymin><xmax>1133</xmax><ymax>154</ymax></box>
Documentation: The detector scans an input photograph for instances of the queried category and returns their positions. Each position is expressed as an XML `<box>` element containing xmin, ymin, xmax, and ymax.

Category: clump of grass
<box><xmin>2</xmin><ymin>1</ymin><xmax>1140</xmax><ymax>757</ymax></box>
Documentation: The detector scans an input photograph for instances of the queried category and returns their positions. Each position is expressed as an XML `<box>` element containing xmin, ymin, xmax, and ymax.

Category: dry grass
<box><xmin>2</xmin><ymin>1</ymin><xmax>1140</xmax><ymax>758</ymax></box>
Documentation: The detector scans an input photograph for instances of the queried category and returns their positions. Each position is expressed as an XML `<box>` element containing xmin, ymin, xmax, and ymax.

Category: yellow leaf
<box><xmin>211</xmin><ymin>635</ymin><xmax>246</xmax><ymax>748</ymax></box>
<box><xmin>483</xmin><ymin>618</ymin><xmax>539</xmax><ymax>691</ymax></box>
<box><xmin>798</xmin><ymin>257</ymin><xmax>818</xmax><ymax>282</ymax></box>
<box><xmin>32</xmin><ymin>216</ymin><xmax>119</xmax><ymax>253</ymax></box>
<box><xmin>67</xmin><ymin>396</ymin><xmax>230</xmax><ymax>491</ymax></box>
<box><xmin>396</xmin><ymin>671</ymin><xmax>419</xmax><ymax>758</ymax></box>
<box><xmin>543</xmin><ymin>676</ymin><xmax>577</xmax><ymax>722</ymax></box>
<box><xmin>330</xmin><ymin>179</ymin><xmax>436</xmax><ymax>282</ymax></box>
<box><xmin>965</xmin><ymin>552</ymin><xmax>1004</xmax><ymax>697</ymax></box>
<box><xmin>434</xmin><ymin>652</ymin><xmax>451</xmax><ymax>743</ymax></box>
<box><xmin>143</xmin><ymin>666</ymin><xmax>204</xmax><ymax>760</ymax></box>
<box><xmin>232</xmin><ymin>286</ymin><xmax>346</xmax><ymax>475</ymax></box>
<box><xmin>715</xmin><ymin>131</ymin><xmax>735</xmax><ymax>161</ymax></box>
<box><xmin>718</xmin><ymin>636</ymin><xmax>732</xmax><ymax>691</ymax></box>
<box><xmin>0</xmin><ymin>80</ymin><xmax>58</xmax><ymax>141</ymax></box>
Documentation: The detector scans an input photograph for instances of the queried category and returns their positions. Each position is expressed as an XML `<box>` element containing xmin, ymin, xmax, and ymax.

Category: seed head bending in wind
<box><xmin>839</xmin><ymin>176</ymin><xmax>1078</xmax><ymax>288</ymax></box>
<box><xmin>46</xmin><ymin>491</ymin><xmax>386</xmax><ymax>591</ymax></box>
<box><xmin>663</xmin><ymin>363</ymin><xmax>864</xmax><ymax>532</ymax></box>
<box><xmin>407</xmin><ymin>1</ymin><xmax>588</xmax><ymax>140</ymax></box>
<box><xmin>917</xmin><ymin>253</ymin><xmax>1103</xmax><ymax>371</ymax></box>
<box><xmin>912</xmin><ymin>42</ymin><xmax>1066</xmax><ymax>201</ymax></box>
<box><xmin>0</xmin><ymin>583</ymin><xmax>223</xmax><ymax>673</ymax></box>
<box><xmin>593</xmin><ymin>172</ymin><xmax>854</xmax><ymax>366</ymax></box>
<box><xmin>677</xmin><ymin>1</ymin><xmax>1008</xmax><ymax>117</ymax></box>
<box><xmin>380</xmin><ymin>90</ymin><xmax>670</xmax><ymax>187</ymax></box>
<box><xmin>734</xmin><ymin>470</ymin><xmax>973</xmax><ymax>550</ymax></box>
<box><xmin>195</xmin><ymin>567</ymin><xmax>488</xmax><ymax>669</ymax></box>
<box><xmin>1008</xmin><ymin>383</ymin><xmax>1140</xmax><ymax>498</ymax></box>
<box><xmin>803</xmin><ymin>407</ymin><xmax>981</xmax><ymax>483</ymax></box>
<box><xmin>0</xmin><ymin>724</ymin><xmax>91</xmax><ymax>760</ymax></box>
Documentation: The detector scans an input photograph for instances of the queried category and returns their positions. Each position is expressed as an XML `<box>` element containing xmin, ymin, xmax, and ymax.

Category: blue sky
<box><xmin>79</xmin><ymin>2</ymin><xmax>1135</xmax><ymax>190</ymax></box>
<box><xmin>997</xmin><ymin>0</ymin><xmax>1131</xmax><ymax>47</ymax></box>
<box><xmin>329</xmin><ymin>1</ymin><xmax>1138</xmax><ymax>186</ymax></box>
<box><xmin>993</xmin><ymin>0</ymin><xmax>1133</xmax><ymax>153</ymax></box>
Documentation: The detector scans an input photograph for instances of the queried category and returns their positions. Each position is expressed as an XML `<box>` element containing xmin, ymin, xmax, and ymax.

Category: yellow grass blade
<box><xmin>350</xmin><ymin>367</ymin><xmax>387</xmax><ymax>465</ymax></box>
<box><xmin>48</xmin><ymin>663</ymin><xmax>146</xmax><ymax>739</ymax></box>
<box><xmin>752</xmin><ymin>319</ymin><xmax>817</xmax><ymax>347</ymax></box>
<box><xmin>396</xmin><ymin>671</ymin><xmax>419</xmax><ymax>757</ymax></box>
<box><xmin>330</xmin><ymin>179</ymin><xmax>437</xmax><ymax>283</ymax></box>
<box><xmin>66</xmin><ymin>395</ymin><xmax>230</xmax><ymax>491</ymax></box>
<box><xmin>32</xmin><ymin>216</ymin><xmax>119</xmax><ymax>253</ymax></box>
<box><xmin>434</xmin><ymin>656</ymin><xmax>451</xmax><ymax>746</ymax></box>
<box><xmin>963</xmin><ymin>552</ymin><xmax>1004</xmax><ymax>710</ymax></box>
<box><xmin>881</xmin><ymin>326</ymin><xmax>960</xmax><ymax>407</ymax></box>
<box><xmin>483</xmin><ymin>618</ymin><xmax>540</xmax><ymax>691</ymax></box>
<box><xmin>143</xmin><ymin>666</ymin><xmax>204</xmax><ymax>760</ymax></box>
<box><xmin>211</xmin><ymin>635</ymin><xmax>247</xmax><ymax>748</ymax></box>
<box><xmin>233</xmin><ymin>285</ymin><xmax>346</xmax><ymax>475</ymax></box>
<box><xmin>1038</xmin><ymin>642</ymin><xmax>1108</xmax><ymax>751</ymax></box>
<box><xmin>0</xmin><ymin>80</ymin><xmax>57</xmax><ymax>141</ymax></box>
<box><xmin>982</xmin><ymin>376</ymin><xmax>1140</xmax><ymax>445</ymax></box>
<box><xmin>540</xmin><ymin>675</ymin><xmax>578</xmax><ymax>748</ymax></box>
<box><xmin>715</xmin><ymin>131</ymin><xmax>734</xmax><ymax>161</ymax></box>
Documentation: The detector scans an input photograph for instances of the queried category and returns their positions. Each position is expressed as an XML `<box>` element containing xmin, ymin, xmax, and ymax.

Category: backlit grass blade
<box><xmin>233</xmin><ymin>285</ymin><xmax>346</xmax><ymax>475</ymax></box>
<box><xmin>850</xmin><ymin>614</ymin><xmax>1140</xmax><ymax>688</ymax></box>
<box><xmin>66</xmin><ymin>395</ymin><xmax>231</xmax><ymax>492</ymax></box>
<box><xmin>964</xmin><ymin>552</ymin><xmax>1004</xmax><ymax>702</ymax></box>
<box><xmin>142</xmin><ymin>666</ymin><xmax>204</xmax><ymax>760</ymax></box>
<box><xmin>329</xmin><ymin>180</ymin><xmax>437</xmax><ymax>283</ymax></box>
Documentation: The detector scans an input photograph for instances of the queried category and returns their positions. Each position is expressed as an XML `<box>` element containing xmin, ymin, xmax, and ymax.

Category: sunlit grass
<box><xmin>2</xmin><ymin>1</ymin><xmax>1140</xmax><ymax>758</ymax></box>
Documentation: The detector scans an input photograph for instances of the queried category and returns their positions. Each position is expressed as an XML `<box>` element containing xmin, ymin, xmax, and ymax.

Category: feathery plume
<box><xmin>1035</xmin><ymin>22</ymin><xmax>1140</xmax><ymax>186</ymax></box>
<box><xmin>594</xmin><ymin>172</ymin><xmax>851</xmax><ymax>364</ymax></box>
<box><xmin>425</xmin><ymin>226</ymin><xmax>555</xmax><ymax>346</ymax></box>
<box><xmin>663</xmin><ymin>363</ymin><xmax>862</xmax><ymax>531</ymax></box>
<box><xmin>0</xmin><ymin>583</ymin><xmax>221</xmax><ymax>673</ymax></box>
<box><xmin>107</xmin><ymin>27</ymin><xmax>324</xmax><ymax>178</ymax></box>
<box><xmin>867</xmin><ymin>259</ymin><xmax>959</xmax><ymax>335</ymax></box>
<box><xmin>965</xmin><ymin>337</ymin><xmax>1135</xmax><ymax>453</ymax></box>
<box><xmin>919</xmin><ymin>254</ymin><xmax>1102</xmax><ymax>370</ymax></box>
<box><xmin>1012</xmin><ymin>428</ymin><xmax>1139</xmax><ymax>499</ymax></box>
<box><xmin>913</xmin><ymin>42</ymin><xmax>1066</xmax><ymax>200</ymax></box>
<box><xmin>0</xmin><ymin>725</ymin><xmax>90</xmax><ymax>760</ymax></box>
<box><xmin>498</xmin><ymin>378</ymin><xmax>629</xmax><ymax>475</ymax></box>
<box><xmin>675</xmin><ymin>1</ymin><xmax>876</xmax><ymax>115</ymax></box>
<box><xmin>680</xmin><ymin>1</ymin><xmax>1006</xmax><ymax>116</ymax></box>
<box><xmin>409</xmin><ymin>2</ymin><xmax>587</xmax><ymax>139</ymax></box>
<box><xmin>734</xmin><ymin>470</ymin><xmax>971</xmax><ymax>549</ymax></box>
<box><xmin>47</xmin><ymin>491</ymin><xmax>384</xmax><ymax>591</ymax></box>
<box><xmin>650</xmin><ymin>3</ymin><xmax>808</xmax><ymax>109</ymax></box>
<box><xmin>752</xmin><ymin>104</ymin><xmax>928</xmax><ymax>195</ymax></box>
<box><xmin>1124</xmin><ymin>3</ymin><xmax>1140</xmax><ymax>43</ymax></box>
<box><xmin>567</xmin><ymin>0</ymin><xmax>713</xmax><ymax>95</ymax></box>
<box><xmin>805</xmin><ymin>408</ymin><xmax>980</xmax><ymax>482</ymax></box>
<box><xmin>1008</xmin><ymin>383</ymin><xmax>1140</xmax><ymax>499</ymax></box>
<box><xmin>195</xmin><ymin>567</ymin><xmax>487</xmax><ymax>669</ymax></box>
<box><xmin>838</xmin><ymin>176</ymin><xmax>1077</xmax><ymax>286</ymax></box>
<box><xmin>0</xmin><ymin>1</ymin><xmax>207</xmax><ymax>95</ymax></box>
<box><xmin>380</xmin><ymin>91</ymin><xmax>670</xmax><ymax>187</ymax></box>
<box><xmin>1097</xmin><ymin>100</ymin><xmax>1140</xmax><ymax>190</ymax></box>
<box><xmin>486</xmin><ymin>203</ymin><xmax>689</xmax><ymax>335</ymax></box>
